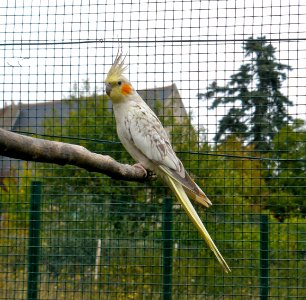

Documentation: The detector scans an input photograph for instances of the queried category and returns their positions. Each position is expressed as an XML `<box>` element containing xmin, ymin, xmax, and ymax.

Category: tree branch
<box><xmin>0</xmin><ymin>128</ymin><xmax>149</xmax><ymax>182</ymax></box>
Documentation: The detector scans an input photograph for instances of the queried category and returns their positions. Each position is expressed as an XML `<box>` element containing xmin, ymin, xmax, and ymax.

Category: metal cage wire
<box><xmin>0</xmin><ymin>0</ymin><xmax>305</xmax><ymax>299</ymax></box>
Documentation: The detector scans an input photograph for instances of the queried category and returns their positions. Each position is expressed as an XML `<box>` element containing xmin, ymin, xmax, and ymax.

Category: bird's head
<box><xmin>105</xmin><ymin>52</ymin><xmax>134</xmax><ymax>103</ymax></box>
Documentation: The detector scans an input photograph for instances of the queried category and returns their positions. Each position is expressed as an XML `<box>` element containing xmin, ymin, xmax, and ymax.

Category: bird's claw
<box><xmin>133</xmin><ymin>163</ymin><xmax>156</xmax><ymax>179</ymax></box>
<box><xmin>133</xmin><ymin>163</ymin><xmax>148</xmax><ymax>177</ymax></box>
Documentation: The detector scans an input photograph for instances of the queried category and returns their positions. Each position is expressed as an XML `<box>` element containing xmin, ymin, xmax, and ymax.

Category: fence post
<box><xmin>27</xmin><ymin>181</ymin><xmax>42</xmax><ymax>300</ymax></box>
<box><xmin>260</xmin><ymin>214</ymin><xmax>269</xmax><ymax>300</ymax></box>
<box><xmin>162</xmin><ymin>196</ymin><xmax>173</xmax><ymax>300</ymax></box>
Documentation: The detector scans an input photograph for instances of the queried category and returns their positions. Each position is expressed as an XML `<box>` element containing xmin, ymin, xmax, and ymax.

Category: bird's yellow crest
<box><xmin>105</xmin><ymin>52</ymin><xmax>127</xmax><ymax>82</ymax></box>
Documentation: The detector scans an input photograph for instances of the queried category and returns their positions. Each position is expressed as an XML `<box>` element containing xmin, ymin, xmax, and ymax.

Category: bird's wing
<box><xmin>127</xmin><ymin>103</ymin><xmax>211</xmax><ymax>207</ymax></box>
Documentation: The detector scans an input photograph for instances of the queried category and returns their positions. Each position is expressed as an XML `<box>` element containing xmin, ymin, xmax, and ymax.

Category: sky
<box><xmin>0</xmin><ymin>0</ymin><xmax>305</xmax><ymax>138</ymax></box>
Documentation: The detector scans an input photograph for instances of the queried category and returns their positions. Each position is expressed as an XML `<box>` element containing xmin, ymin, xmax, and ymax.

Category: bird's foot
<box><xmin>133</xmin><ymin>163</ymin><xmax>148</xmax><ymax>177</ymax></box>
<box><xmin>133</xmin><ymin>163</ymin><xmax>156</xmax><ymax>179</ymax></box>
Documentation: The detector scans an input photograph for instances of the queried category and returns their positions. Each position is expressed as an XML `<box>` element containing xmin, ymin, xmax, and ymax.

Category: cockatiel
<box><xmin>105</xmin><ymin>53</ymin><xmax>230</xmax><ymax>273</ymax></box>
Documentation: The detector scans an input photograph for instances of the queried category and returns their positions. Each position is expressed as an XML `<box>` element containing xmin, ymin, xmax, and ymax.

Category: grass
<box><xmin>0</xmin><ymin>213</ymin><xmax>305</xmax><ymax>299</ymax></box>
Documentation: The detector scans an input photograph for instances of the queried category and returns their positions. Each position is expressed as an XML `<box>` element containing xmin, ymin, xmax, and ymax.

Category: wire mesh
<box><xmin>0</xmin><ymin>0</ymin><xmax>305</xmax><ymax>299</ymax></box>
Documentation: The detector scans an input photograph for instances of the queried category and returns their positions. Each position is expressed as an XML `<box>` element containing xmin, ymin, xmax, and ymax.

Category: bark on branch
<box><xmin>0</xmin><ymin>128</ymin><xmax>149</xmax><ymax>182</ymax></box>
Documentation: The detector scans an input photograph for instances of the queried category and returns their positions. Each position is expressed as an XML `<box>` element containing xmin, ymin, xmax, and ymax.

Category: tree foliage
<box><xmin>199</xmin><ymin>36</ymin><xmax>293</xmax><ymax>151</ymax></box>
<box><xmin>266</xmin><ymin>119</ymin><xmax>306</xmax><ymax>220</ymax></box>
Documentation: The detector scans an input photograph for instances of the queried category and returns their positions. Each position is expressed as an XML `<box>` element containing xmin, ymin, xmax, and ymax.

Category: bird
<box><xmin>104</xmin><ymin>52</ymin><xmax>231</xmax><ymax>273</ymax></box>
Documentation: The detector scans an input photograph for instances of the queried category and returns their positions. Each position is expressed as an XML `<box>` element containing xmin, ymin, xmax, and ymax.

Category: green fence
<box><xmin>0</xmin><ymin>1</ymin><xmax>305</xmax><ymax>299</ymax></box>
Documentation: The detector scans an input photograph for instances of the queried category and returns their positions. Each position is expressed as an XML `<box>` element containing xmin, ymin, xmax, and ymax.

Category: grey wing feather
<box><xmin>127</xmin><ymin>103</ymin><xmax>211</xmax><ymax>207</ymax></box>
<box><xmin>127</xmin><ymin>104</ymin><xmax>182</xmax><ymax>173</ymax></box>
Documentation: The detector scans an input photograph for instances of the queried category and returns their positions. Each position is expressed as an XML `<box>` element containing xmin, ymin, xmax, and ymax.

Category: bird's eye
<box><xmin>117</xmin><ymin>81</ymin><xmax>122</xmax><ymax>86</ymax></box>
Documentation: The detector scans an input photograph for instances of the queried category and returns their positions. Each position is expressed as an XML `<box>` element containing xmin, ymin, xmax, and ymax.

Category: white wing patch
<box><xmin>118</xmin><ymin>100</ymin><xmax>209</xmax><ymax>206</ymax></box>
<box><xmin>126</xmin><ymin>103</ymin><xmax>183</xmax><ymax>174</ymax></box>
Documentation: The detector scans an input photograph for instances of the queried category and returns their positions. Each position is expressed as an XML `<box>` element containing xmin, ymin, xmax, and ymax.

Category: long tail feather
<box><xmin>159</xmin><ymin>165</ymin><xmax>212</xmax><ymax>208</ymax></box>
<box><xmin>166</xmin><ymin>176</ymin><xmax>231</xmax><ymax>273</ymax></box>
<box><xmin>184</xmin><ymin>186</ymin><xmax>212</xmax><ymax>208</ymax></box>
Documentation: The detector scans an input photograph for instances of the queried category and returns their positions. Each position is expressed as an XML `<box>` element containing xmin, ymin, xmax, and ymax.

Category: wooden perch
<box><xmin>0</xmin><ymin>128</ymin><xmax>149</xmax><ymax>182</ymax></box>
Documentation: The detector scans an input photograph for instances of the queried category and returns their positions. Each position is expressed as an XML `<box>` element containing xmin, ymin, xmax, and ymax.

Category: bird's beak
<box><xmin>105</xmin><ymin>83</ymin><xmax>111</xmax><ymax>96</ymax></box>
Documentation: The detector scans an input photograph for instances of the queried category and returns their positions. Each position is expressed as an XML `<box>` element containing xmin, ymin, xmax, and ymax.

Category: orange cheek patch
<box><xmin>121</xmin><ymin>83</ymin><xmax>132</xmax><ymax>95</ymax></box>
